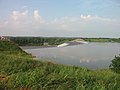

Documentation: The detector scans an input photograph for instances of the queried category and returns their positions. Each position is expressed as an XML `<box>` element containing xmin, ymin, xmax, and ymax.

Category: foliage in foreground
<box><xmin>109</xmin><ymin>55</ymin><xmax>120</xmax><ymax>74</ymax></box>
<box><xmin>0</xmin><ymin>41</ymin><xmax>120</xmax><ymax>90</ymax></box>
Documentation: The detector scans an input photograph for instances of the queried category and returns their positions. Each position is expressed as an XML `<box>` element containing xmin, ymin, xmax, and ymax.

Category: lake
<box><xmin>22</xmin><ymin>43</ymin><xmax>120</xmax><ymax>69</ymax></box>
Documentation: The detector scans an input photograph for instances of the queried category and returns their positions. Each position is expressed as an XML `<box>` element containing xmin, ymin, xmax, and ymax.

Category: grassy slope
<box><xmin>0</xmin><ymin>41</ymin><xmax>120</xmax><ymax>90</ymax></box>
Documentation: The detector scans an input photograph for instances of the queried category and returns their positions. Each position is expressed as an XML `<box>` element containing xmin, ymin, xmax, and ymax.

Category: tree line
<box><xmin>9</xmin><ymin>37</ymin><xmax>75</xmax><ymax>46</ymax></box>
<box><xmin>9</xmin><ymin>37</ymin><xmax>120</xmax><ymax>46</ymax></box>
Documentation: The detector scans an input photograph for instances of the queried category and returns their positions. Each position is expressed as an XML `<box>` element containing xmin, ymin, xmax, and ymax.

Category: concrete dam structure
<box><xmin>57</xmin><ymin>39</ymin><xmax>88</xmax><ymax>47</ymax></box>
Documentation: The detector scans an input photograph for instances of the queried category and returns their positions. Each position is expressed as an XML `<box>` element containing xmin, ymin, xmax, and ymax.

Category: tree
<box><xmin>109</xmin><ymin>55</ymin><xmax>120</xmax><ymax>73</ymax></box>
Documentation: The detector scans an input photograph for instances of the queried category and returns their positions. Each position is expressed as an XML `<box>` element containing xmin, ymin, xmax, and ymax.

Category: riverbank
<box><xmin>21</xmin><ymin>45</ymin><xmax>56</xmax><ymax>49</ymax></box>
<box><xmin>0</xmin><ymin>41</ymin><xmax>120</xmax><ymax>89</ymax></box>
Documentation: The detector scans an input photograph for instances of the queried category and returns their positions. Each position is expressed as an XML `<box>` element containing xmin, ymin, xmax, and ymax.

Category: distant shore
<box><xmin>21</xmin><ymin>45</ymin><xmax>56</xmax><ymax>49</ymax></box>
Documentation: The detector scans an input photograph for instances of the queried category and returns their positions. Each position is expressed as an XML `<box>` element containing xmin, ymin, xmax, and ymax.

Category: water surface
<box><xmin>22</xmin><ymin>43</ymin><xmax>120</xmax><ymax>69</ymax></box>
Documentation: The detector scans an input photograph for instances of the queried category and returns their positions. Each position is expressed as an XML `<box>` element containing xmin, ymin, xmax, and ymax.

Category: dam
<box><xmin>57</xmin><ymin>39</ymin><xmax>88</xmax><ymax>47</ymax></box>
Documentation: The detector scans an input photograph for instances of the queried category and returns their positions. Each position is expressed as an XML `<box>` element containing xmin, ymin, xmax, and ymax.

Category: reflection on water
<box><xmin>23</xmin><ymin>43</ymin><xmax>120</xmax><ymax>69</ymax></box>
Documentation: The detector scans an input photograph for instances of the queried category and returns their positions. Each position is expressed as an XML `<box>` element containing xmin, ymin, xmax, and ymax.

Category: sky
<box><xmin>0</xmin><ymin>0</ymin><xmax>120</xmax><ymax>37</ymax></box>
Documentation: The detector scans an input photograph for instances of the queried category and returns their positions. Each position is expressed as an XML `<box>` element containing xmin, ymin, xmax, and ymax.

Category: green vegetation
<box><xmin>0</xmin><ymin>41</ymin><xmax>32</xmax><ymax>57</ymax></box>
<box><xmin>8</xmin><ymin>37</ymin><xmax>120</xmax><ymax>46</ymax></box>
<box><xmin>83</xmin><ymin>38</ymin><xmax>120</xmax><ymax>43</ymax></box>
<box><xmin>109</xmin><ymin>55</ymin><xmax>120</xmax><ymax>74</ymax></box>
<box><xmin>0</xmin><ymin>40</ymin><xmax>120</xmax><ymax>90</ymax></box>
<box><xmin>9</xmin><ymin>37</ymin><xmax>75</xmax><ymax>46</ymax></box>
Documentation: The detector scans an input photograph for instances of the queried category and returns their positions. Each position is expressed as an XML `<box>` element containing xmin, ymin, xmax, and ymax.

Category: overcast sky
<box><xmin>0</xmin><ymin>0</ymin><xmax>120</xmax><ymax>37</ymax></box>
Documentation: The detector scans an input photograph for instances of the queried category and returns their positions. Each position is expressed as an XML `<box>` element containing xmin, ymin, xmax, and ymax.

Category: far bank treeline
<box><xmin>8</xmin><ymin>37</ymin><xmax>120</xmax><ymax>46</ymax></box>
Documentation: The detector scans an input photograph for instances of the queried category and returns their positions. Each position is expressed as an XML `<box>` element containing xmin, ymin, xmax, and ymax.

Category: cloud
<box><xmin>33</xmin><ymin>10</ymin><xmax>44</xmax><ymax>23</ymax></box>
<box><xmin>0</xmin><ymin>9</ymin><xmax>120</xmax><ymax>37</ymax></box>
<box><xmin>11</xmin><ymin>9</ymin><xmax>44</xmax><ymax>24</ymax></box>
<box><xmin>12</xmin><ymin>11</ymin><xmax>19</xmax><ymax>21</ymax></box>
<box><xmin>80</xmin><ymin>15</ymin><xmax>91</xmax><ymax>20</ymax></box>
<box><xmin>11</xmin><ymin>10</ymin><xmax>28</xmax><ymax>23</ymax></box>
<box><xmin>22</xmin><ymin>10</ymin><xmax>28</xmax><ymax>16</ymax></box>
<box><xmin>80</xmin><ymin>15</ymin><xmax>113</xmax><ymax>22</ymax></box>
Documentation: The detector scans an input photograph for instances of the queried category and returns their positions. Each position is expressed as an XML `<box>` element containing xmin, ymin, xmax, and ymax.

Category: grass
<box><xmin>0</xmin><ymin>40</ymin><xmax>120</xmax><ymax>90</ymax></box>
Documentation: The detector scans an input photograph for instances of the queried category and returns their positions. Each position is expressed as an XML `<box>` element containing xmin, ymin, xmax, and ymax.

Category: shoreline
<box><xmin>21</xmin><ymin>42</ymin><xmax>120</xmax><ymax>49</ymax></box>
<box><xmin>21</xmin><ymin>45</ymin><xmax>56</xmax><ymax>49</ymax></box>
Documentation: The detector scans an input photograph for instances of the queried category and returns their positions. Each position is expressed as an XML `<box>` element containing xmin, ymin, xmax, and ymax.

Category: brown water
<box><xmin>22</xmin><ymin>43</ymin><xmax>120</xmax><ymax>69</ymax></box>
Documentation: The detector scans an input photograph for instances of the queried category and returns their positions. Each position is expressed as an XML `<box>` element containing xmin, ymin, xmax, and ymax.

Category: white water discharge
<box><xmin>57</xmin><ymin>39</ymin><xmax>88</xmax><ymax>47</ymax></box>
<box><xmin>57</xmin><ymin>43</ymin><xmax>69</xmax><ymax>47</ymax></box>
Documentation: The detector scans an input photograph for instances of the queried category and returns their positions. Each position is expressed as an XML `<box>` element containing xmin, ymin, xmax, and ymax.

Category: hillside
<box><xmin>0</xmin><ymin>41</ymin><xmax>120</xmax><ymax>90</ymax></box>
<box><xmin>0</xmin><ymin>41</ymin><xmax>31</xmax><ymax>56</ymax></box>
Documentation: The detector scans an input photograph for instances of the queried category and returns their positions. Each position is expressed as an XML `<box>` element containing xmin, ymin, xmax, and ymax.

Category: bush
<box><xmin>109</xmin><ymin>55</ymin><xmax>120</xmax><ymax>73</ymax></box>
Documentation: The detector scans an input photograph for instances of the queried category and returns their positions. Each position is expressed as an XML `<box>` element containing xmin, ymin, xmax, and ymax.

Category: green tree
<box><xmin>109</xmin><ymin>55</ymin><xmax>120</xmax><ymax>73</ymax></box>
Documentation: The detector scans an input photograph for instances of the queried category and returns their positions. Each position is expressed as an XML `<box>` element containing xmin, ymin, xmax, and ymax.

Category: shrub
<box><xmin>109</xmin><ymin>55</ymin><xmax>120</xmax><ymax>73</ymax></box>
